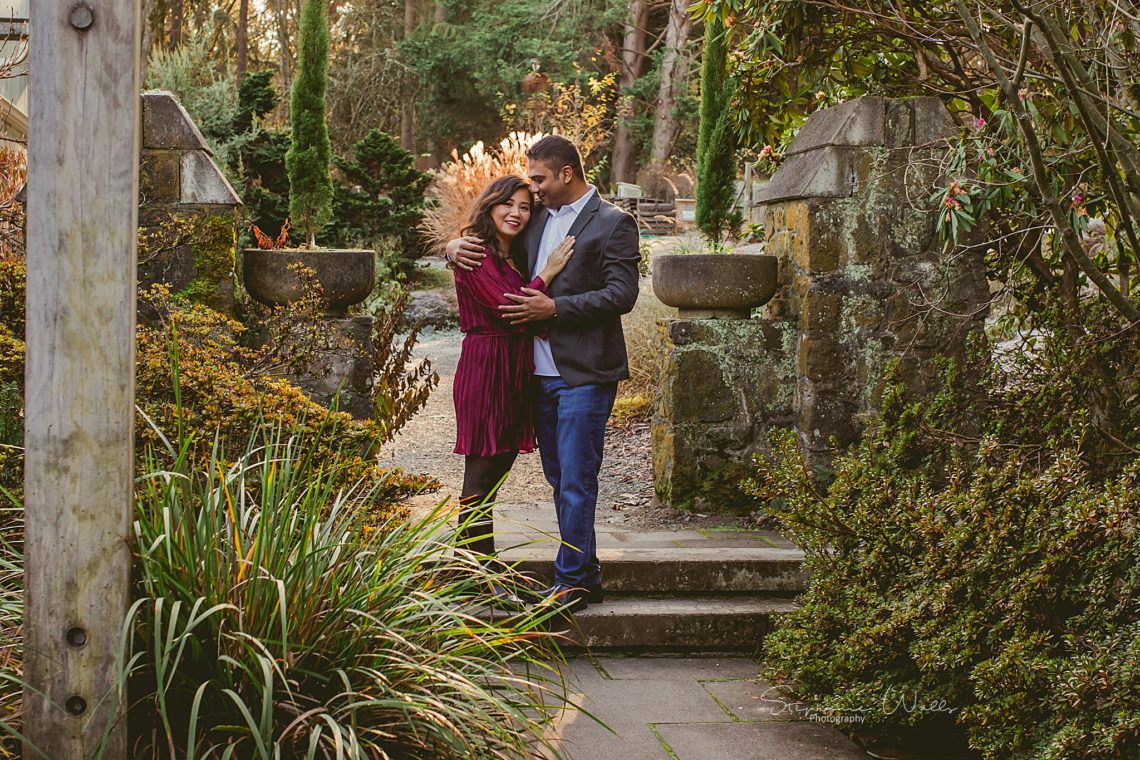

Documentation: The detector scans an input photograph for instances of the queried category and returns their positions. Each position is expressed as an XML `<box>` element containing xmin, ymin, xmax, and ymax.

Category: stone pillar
<box><xmin>281</xmin><ymin>315</ymin><xmax>375</xmax><ymax>420</ymax></box>
<box><xmin>652</xmin><ymin>96</ymin><xmax>990</xmax><ymax>511</ymax></box>
<box><xmin>755</xmin><ymin>96</ymin><xmax>988</xmax><ymax>462</ymax></box>
<box><xmin>138</xmin><ymin>91</ymin><xmax>243</xmax><ymax>314</ymax></box>
<box><xmin>652</xmin><ymin>318</ymin><xmax>795</xmax><ymax>511</ymax></box>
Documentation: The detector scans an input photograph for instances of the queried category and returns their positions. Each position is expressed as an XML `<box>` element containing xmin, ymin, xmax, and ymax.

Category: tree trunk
<box><xmin>275</xmin><ymin>0</ymin><xmax>292</xmax><ymax>93</ymax></box>
<box><xmin>610</xmin><ymin>0</ymin><xmax>650</xmax><ymax>184</ymax></box>
<box><xmin>141</xmin><ymin>0</ymin><xmax>157</xmax><ymax>64</ymax></box>
<box><xmin>647</xmin><ymin>0</ymin><xmax>694</xmax><ymax>184</ymax></box>
<box><xmin>169</xmin><ymin>0</ymin><xmax>183</xmax><ymax>49</ymax></box>
<box><xmin>400</xmin><ymin>0</ymin><xmax>417</xmax><ymax>152</ymax></box>
<box><xmin>236</xmin><ymin>0</ymin><xmax>250</xmax><ymax>84</ymax></box>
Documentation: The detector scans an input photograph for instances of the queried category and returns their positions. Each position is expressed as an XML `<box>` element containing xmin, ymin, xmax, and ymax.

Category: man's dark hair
<box><xmin>527</xmin><ymin>135</ymin><xmax>585</xmax><ymax>181</ymax></box>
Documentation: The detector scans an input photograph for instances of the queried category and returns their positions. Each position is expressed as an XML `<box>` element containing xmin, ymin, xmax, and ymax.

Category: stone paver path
<box><xmin>495</xmin><ymin>507</ymin><xmax>868</xmax><ymax>759</ymax></box>
<box><xmin>549</xmin><ymin>656</ymin><xmax>870</xmax><ymax>759</ymax></box>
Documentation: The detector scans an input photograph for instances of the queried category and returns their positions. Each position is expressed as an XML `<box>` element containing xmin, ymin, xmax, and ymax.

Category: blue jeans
<box><xmin>535</xmin><ymin>377</ymin><xmax>617</xmax><ymax>588</ymax></box>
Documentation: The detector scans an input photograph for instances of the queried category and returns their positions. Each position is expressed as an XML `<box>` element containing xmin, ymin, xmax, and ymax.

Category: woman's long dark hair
<box><xmin>462</xmin><ymin>175</ymin><xmax>532</xmax><ymax>261</ymax></box>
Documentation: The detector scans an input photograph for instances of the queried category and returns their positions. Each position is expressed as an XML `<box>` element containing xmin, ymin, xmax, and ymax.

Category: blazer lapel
<box><xmin>565</xmin><ymin>191</ymin><xmax>601</xmax><ymax>241</ymax></box>
<box><xmin>526</xmin><ymin>208</ymin><xmax>549</xmax><ymax>276</ymax></box>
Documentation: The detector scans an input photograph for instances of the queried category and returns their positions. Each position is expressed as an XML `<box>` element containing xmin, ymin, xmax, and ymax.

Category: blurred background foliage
<box><xmin>137</xmin><ymin>0</ymin><xmax>707</xmax><ymax>207</ymax></box>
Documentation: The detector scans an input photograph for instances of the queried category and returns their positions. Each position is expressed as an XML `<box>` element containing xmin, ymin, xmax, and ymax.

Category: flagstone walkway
<box><xmin>496</xmin><ymin>504</ymin><xmax>870</xmax><ymax>759</ymax></box>
<box><xmin>381</xmin><ymin>257</ymin><xmax>871</xmax><ymax>758</ymax></box>
<box><xmin>549</xmin><ymin>655</ymin><xmax>870</xmax><ymax>760</ymax></box>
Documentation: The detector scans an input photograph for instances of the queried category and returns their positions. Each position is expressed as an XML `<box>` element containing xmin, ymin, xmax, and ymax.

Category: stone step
<box><xmin>563</xmin><ymin>596</ymin><xmax>798</xmax><ymax>652</ymax></box>
<box><xmin>501</xmin><ymin>546</ymin><xmax>807</xmax><ymax>595</ymax></box>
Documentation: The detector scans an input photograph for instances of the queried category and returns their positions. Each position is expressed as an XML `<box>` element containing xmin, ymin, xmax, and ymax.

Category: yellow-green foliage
<box><xmin>139</xmin><ymin>292</ymin><xmax>436</xmax><ymax>519</ymax></box>
<box><xmin>0</xmin><ymin>256</ymin><xmax>436</xmax><ymax>516</ymax></box>
<box><xmin>0</xmin><ymin>256</ymin><xmax>25</xmax><ymax>492</ymax></box>
<box><xmin>618</xmin><ymin>288</ymin><xmax>674</xmax><ymax>420</ymax></box>
<box><xmin>0</xmin><ymin>255</ymin><xmax>437</xmax><ymax>757</ymax></box>
<box><xmin>0</xmin><ymin>257</ymin><xmax>23</xmax><ymax>343</ymax></box>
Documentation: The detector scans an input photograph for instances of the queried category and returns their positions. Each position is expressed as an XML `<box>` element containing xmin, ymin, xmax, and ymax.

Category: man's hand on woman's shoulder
<box><xmin>444</xmin><ymin>236</ymin><xmax>488</xmax><ymax>271</ymax></box>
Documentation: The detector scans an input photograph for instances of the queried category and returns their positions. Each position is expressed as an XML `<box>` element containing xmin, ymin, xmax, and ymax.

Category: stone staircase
<box><xmin>496</xmin><ymin>505</ymin><xmax>806</xmax><ymax>652</ymax></box>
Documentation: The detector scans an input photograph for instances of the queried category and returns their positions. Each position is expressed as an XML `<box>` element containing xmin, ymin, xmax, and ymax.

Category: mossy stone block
<box><xmin>140</xmin><ymin>150</ymin><xmax>179</xmax><ymax>206</ymax></box>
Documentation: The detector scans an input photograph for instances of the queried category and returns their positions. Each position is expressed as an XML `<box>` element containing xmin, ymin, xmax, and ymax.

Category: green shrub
<box><xmin>125</xmin><ymin>419</ymin><xmax>570</xmax><ymax>757</ymax></box>
<box><xmin>146</xmin><ymin>40</ymin><xmax>251</xmax><ymax>172</ymax></box>
<box><xmin>136</xmin><ymin>288</ymin><xmax>435</xmax><ymax>515</ymax></box>
<box><xmin>328</xmin><ymin>129</ymin><xmax>432</xmax><ymax>259</ymax></box>
<box><xmin>0</xmin><ymin>256</ymin><xmax>434</xmax><ymax>516</ymax></box>
<box><xmin>752</xmin><ymin>325</ymin><xmax>1140</xmax><ymax>758</ymax></box>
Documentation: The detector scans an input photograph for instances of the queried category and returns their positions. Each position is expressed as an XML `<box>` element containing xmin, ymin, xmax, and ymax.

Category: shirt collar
<box><xmin>548</xmin><ymin>185</ymin><xmax>596</xmax><ymax>218</ymax></box>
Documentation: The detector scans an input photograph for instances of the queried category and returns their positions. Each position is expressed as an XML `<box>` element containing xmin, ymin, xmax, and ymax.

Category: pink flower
<box><xmin>1073</xmin><ymin>193</ymin><xmax>1083</xmax><ymax>205</ymax></box>
<box><xmin>976</xmin><ymin>117</ymin><xmax>986</xmax><ymax>128</ymax></box>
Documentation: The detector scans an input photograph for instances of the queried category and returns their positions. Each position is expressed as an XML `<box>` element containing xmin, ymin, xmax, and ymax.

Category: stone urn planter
<box><xmin>652</xmin><ymin>253</ymin><xmax>778</xmax><ymax>318</ymax></box>
<box><xmin>243</xmin><ymin>248</ymin><xmax>375</xmax><ymax>315</ymax></box>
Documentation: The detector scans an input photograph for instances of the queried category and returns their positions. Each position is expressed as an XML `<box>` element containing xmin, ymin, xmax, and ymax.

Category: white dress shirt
<box><xmin>531</xmin><ymin>185</ymin><xmax>596</xmax><ymax>377</ymax></box>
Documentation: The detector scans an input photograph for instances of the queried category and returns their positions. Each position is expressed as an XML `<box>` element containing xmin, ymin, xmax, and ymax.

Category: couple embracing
<box><xmin>444</xmin><ymin>135</ymin><xmax>640</xmax><ymax>613</ymax></box>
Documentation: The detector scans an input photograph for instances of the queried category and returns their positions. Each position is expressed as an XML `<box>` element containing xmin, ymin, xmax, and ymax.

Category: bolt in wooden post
<box><xmin>24</xmin><ymin>0</ymin><xmax>140</xmax><ymax>756</ymax></box>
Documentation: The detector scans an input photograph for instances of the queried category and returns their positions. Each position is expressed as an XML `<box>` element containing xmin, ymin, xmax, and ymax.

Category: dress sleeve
<box><xmin>456</xmin><ymin>260</ymin><xmax>549</xmax><ymax>314</ymax></box>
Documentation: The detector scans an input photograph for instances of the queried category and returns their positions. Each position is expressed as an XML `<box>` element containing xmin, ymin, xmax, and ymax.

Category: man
<box><xmin>445</xmin><ymin>135</ymin><xmax>640</xmax><ymax>612</ymax></box>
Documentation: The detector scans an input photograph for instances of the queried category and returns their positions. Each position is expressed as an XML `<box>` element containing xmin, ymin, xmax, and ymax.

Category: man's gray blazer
<box><xmin>516</xmin><ymin>192</ymin><xmax>640</xmax><ymax>387</ymax></box>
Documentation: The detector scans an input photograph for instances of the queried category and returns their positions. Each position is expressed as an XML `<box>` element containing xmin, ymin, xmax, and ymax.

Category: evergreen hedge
<box><xmin>286</xmin><ymin>0</ymin><xmax>334</xmax><ymax>247</ymax></box>
<box><xmin>752</xmin><ymin>308</ymin><xmax>1140</xmax><ymax>758</ymax></box>
<box><xmin>695</xmin><ymin>16</ymin><xmax>741</xmax><ymax>247</ymax></box>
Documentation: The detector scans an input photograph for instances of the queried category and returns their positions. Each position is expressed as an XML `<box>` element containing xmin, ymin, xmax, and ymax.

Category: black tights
<box><xmin>458</xmin><ymin>452</ymin><xmax>518</xmax><ymax>559</ymax></box>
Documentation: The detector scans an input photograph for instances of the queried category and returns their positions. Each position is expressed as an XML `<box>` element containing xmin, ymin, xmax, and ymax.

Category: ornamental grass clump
<box><xmin>125</xmin><ymin>420</ymin><xmax>572</xmax><ymax>757</ymax></box>
<box><xmin>418</xmin><ymin>132</ymin><xmax>541</xmax><ymax>254</ymax></box>
<box><xmin>0</xmin><ymin>497</ymin><xmax>20</xmax><ymax>757</ymax></box>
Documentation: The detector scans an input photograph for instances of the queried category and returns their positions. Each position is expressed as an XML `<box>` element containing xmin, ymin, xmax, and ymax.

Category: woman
<box><xmin>452</xmin><ymin>175</ymin><xmax>573</xmax><ymax>563</ymax></box>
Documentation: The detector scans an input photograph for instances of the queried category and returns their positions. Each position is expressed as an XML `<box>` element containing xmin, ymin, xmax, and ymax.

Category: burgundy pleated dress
<box><xmin>453</xmin><ymin>251</ymin><xmax>549</xmax><ymax>456</ymax></box>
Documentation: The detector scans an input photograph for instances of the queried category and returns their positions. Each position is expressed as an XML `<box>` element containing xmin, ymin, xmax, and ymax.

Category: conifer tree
<box><xmin>286</xmin><ymin>0</ymin><xmax>333</xmax><ymax>247</ymax></box>
<box><xmin>330</xmin><ymin>129</ymin><xmax>432</xmax><ymax>253</ymax></box>
<box><xmin>695</xmin><ymin>16</ymin><xmax>741</xmax><ymax>248</ymax></box>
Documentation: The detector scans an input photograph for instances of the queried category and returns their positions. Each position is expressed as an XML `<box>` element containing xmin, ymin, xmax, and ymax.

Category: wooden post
<box><xmin>24</xmin><ymin>0</ymin><xmax>140</xmax><ymax>755</ymax></box>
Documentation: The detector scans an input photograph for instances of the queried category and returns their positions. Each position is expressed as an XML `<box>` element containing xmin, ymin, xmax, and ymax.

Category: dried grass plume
<box><xmin>419</xmin><ymin>132</ymin><xmax>544</xmax><ymax>254</ymax></box>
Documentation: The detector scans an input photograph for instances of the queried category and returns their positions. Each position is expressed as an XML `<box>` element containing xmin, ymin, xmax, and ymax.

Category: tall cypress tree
<box><xmin>695</xmin><ymin>16</ymin><xmax>741</xmax><ymax>248</ymax></box>
<box><xmin>286</xmin><ymin>0</ymin><xmax>334</xmax><ymax>248</ymax></box>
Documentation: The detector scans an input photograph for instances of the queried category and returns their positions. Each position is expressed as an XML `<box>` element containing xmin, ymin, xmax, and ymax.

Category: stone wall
<box><xmin>760</xmin><ymin>96</ymin><xmax>989</xmax><ymax>458</ymax></box>
<box><xmin>653</xmin><ymin>96</ymin><xmax>990</xmax><ymax>510</ymax></box>
<box><xmin>138</xmin><ymin>91</ymin><xmax>242</xmax><ymax>314</ymax></box>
